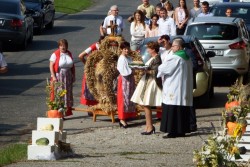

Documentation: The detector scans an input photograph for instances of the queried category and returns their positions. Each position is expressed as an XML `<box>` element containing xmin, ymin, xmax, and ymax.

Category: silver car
<box><xmin>185</xmin><ymin>17</ymin><xmax>250</xmax><ymax>82</ymax></box>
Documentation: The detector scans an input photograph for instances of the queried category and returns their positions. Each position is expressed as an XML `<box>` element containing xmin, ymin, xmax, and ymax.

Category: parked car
<box><xmin>0</xmin><ymin>0</ymin><xmax>34</xmax><ymax>50</ymax></box>
<box><xmin>200</xmin><ymin>0</ymin><xmax>223</xmax><ymax>7</ymax></box>
<box><xmin>185</xmin><ymin>17</ymin><xmax>250</xmax><ymax>83</ymax></box>
<box><xmin>139</xmin><ymin>35</ymin><xmax>215</xmax><ymax>107</ymax></box>
<box><xmin>23</xmin><ymin>0</ymin><xmax>55</xmax><ymax>34</ymax></box>
<box><xmin>210</xmin><ymin>2</ymin><xmax>250</xmax><ymax>34</ymax></box>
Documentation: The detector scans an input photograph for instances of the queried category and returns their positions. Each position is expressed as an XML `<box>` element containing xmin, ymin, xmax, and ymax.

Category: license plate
<box><xmin>206</xmin><ymin>50</ymin><xmax>224</xmax><ymax>56</ymax></box>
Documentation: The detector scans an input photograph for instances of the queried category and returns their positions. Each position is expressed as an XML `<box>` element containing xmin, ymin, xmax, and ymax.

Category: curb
<box><xmin>55</xmin><ymin>12</ymin><xmax>67</xmax><ymax>20</ymax></box>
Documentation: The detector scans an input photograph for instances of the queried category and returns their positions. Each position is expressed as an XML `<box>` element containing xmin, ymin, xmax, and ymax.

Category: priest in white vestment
<box><xmin>157</xmin><ymin>38</ymin><xmax>193</xmax><ymax>138</ymax></box>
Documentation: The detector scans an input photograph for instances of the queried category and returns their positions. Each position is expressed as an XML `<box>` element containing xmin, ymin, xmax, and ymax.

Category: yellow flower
<box><xmin>230</xmin><ymin>146</ymin><xmax>238</xmax><ymax>155</ymax></box>
<box><xmin>233</xmin><ymin>123</ymin><xmax>243</xmax><ymax>138</ymax></box>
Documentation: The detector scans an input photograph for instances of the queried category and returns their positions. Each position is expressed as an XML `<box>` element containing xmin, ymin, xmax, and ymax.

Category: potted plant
<box><xmin>46</xmin><ymin>79</ymin><xmax>67</xmax><ymax>118</ymax></box>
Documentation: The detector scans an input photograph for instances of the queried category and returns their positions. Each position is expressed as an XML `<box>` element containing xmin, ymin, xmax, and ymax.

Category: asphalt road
<box><xmin>0</xmin><ymin>0</ymin><xmax>234</xmax><ymax>149</ymax></box>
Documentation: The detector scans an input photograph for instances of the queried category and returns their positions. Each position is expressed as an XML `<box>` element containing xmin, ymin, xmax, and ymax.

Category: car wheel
<box><xmin>36</xmin><ymin>19</ymin><xmax>44</xmax><ymax>35</ymax></box>
<box><xmin>196</xmin><ymin>91</ymin><xmax>210</xmax><ymax>108</ymax></box>
<box><xmin>28</xmin><ymin>28</ymin><xmax>33</xmax><ymax>43</ymax></box>
<box><xmin>209</xmin><ymin>83</ymin><xmax>214</xmax><ymax>98</ymax></box>
<box><xmin>243</xmin><ymin>71</ymin><xmax>249</xmax><ymax>84</ymax></box>
<box><xmin>20</xmin><ymin>34</ymin><xmax>28</xmax><ymax>50</ymax></box>
<box><xmin>45</xmin><ymin>14</ymin><xmax>54</xmax><ymax>29</ymax></box>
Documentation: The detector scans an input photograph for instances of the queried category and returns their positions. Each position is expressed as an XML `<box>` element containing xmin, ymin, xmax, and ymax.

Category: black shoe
<box><xmin>190</xmin><ymin>127</ymin><xmax>197</xmax><ymax>132</ymax></box>
<box><xmin>119</xmin><ymin>121</ymin><xmax>128</xmax><ymax>129</ymax></box>
<box><xmin>141</xmin><ymin>126</ymin><xmax>155</xmax><ymax>135</ymax></box>
<box><xmin>162</xmin><ymin>133</ymin><xmax>176</xmax><ymax>138</ymax></box>
<box><xmin>176</xmin><ymin>133</ymin><xmax>186</xmax><ymax>137</ymax></box>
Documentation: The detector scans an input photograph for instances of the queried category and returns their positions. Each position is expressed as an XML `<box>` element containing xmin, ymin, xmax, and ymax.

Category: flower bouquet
<box><xmin>223</xmin><ymin>81</ymin><xmax>250</xmax><ymax>137</ymax></box>
<box><xmin>46</xmin><ymin>79</ymin><xmax>67</xmax><ymax>118</ymax></box>
<box><xmin>193</xmin><ymin>133</ymin><xmax>240</xmax><ymax>167</ymax></box>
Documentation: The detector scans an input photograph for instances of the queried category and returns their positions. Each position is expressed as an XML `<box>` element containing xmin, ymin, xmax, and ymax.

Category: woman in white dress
<box><xmin>131</xmin><ymin>41</ymin><xmax>162</xmax><ymax>135</ymax></box>
<box><xmin>174</xmin><ymin>0</ymin><xmax>189</xmax><ymax>35</ymax></box>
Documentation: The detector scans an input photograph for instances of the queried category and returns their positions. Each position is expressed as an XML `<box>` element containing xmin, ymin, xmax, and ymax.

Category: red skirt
<box><xmin>117</xmin><ymin>75</ymin><xmax>136</xmax><ymax>120</ymax></box>
<box><xmin>80</xmin><ymin>74</ymin><xmax>98</xmax><ymax>106</ymax></box>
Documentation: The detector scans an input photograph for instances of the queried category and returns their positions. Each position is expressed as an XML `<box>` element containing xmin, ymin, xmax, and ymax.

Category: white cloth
<box><xmin>145</xmin><ymin>25</ymin><xmax>158</xmax><ymax>38</ymax></box>
<box><xmin>50</xmin><ymin>52</ymin><xmax>74</xmax><ymax>68</ymax></box>
<box><xmin>0</xmin><ymin>53</ymin><xmax>7</xmax><ymax>67</ymax></box>
<box><xmin>197</xmin><ymin>12</ymin><xmax>213</xmax><ymax>17</ymax></box>
<box><xmin>157</xmin><ymin>53</ymin><xmax>193</xmax><ymax>106</ymax></box>
<box><xmin>131</xmin><ymin>57</ymin><xmax>162</xmax><ymax>106</ymax></box>
<box><xmin>84</xmin><ymin>43</ymin><xmax>99</xmax><ymax>54</ymax></box>
<box><xmin>117</xmin><ymin>55</ymin><xmax>132</xmax><ymax>76</ymax></box>
<box><xmin>102</xmin><ymin>15</ymin><xmax>125</xmax><ymax>35</ymax></box>
<box><xmin>157</xmin><ymin>17</ymin><xmax>176</xmax><ymax>36</ymax></box>
<box><xmin>130</xmin><ymin>22</ymin><xmax>146</xmax><ymax>41</ymax></box>
<box><xmin>160</xmin><ymin>49</ymin><xmax>173</xmax><ymax>63</ymax></box>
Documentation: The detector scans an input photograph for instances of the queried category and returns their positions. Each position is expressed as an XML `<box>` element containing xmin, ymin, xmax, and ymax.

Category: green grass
<box><xmin>55</xmin><ymin>0</ymin><xmax>93</xmax><ymax>14</ymax></box>
<box><xmin>0</xmin><ymin>143</ymin><xmax>28</xmax><ymax>166</ymax></box>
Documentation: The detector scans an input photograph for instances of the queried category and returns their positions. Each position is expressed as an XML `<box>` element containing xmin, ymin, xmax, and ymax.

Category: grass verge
<box><xmin>55</xmin><ymin>0</ymin><xmax>93</xmax><ymax>14</ymax></box>
<box><xmin>0</xmin><ymin>143</ymin><xmax>28</xmax><ymax>166</ymax></box>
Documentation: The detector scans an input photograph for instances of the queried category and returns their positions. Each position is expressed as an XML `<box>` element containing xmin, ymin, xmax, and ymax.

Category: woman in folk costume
<box><xmin>157</xmin><ymin>38</ymin><xmax>193</xmax><ymax>138</ymax></box>
<box><xmin>131</xmin><ymin>41</ymin><xmax>162</xmax><ymax>135</ymax></box>
<box><xmin>78</xmin><ymin>36</ymin><xmax>104</xmax><ymax>106</ymax></box>
<box><xmin>49</xmin><ymin>39</ymin><xmax>75</xmax><ymax>117</ymax></box>
<box><xmin>117</xmin><ymin>41</ymin><xmax>137</xmax><ymax>128</ymax></box>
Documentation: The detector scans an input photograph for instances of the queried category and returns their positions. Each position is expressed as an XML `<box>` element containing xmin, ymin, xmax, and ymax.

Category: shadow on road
<box><xmin>0</xmin><ymin>78</ymin><xmax>44</xmax><ymax>95</ymax></box>
<box><xmin>42</xmin><ymin>25</ymin><xmax>85</xmax><ymax>36</ymax></box>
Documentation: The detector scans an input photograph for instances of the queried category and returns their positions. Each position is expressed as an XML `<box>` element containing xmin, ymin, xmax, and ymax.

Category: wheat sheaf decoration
<box><xmin>85</xmin><ymin>36</ymin><xmax>143</xmax><ymax>113</ymax></box>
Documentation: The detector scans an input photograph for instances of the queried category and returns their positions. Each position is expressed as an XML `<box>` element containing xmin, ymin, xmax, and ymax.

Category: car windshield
<box><xmin>186</xmin><ymin>24</ymin><xmax>238</xmax><ymax>40</ymax></box>
<box><xmin>211</xmin><ymin>6</ymin><xmax>250</xmax><ymax>24</ymax></box>
<box><xmin>0</xmin><ymin>2</ymin><xmax>18</xmax><ymax>15</ymax></box>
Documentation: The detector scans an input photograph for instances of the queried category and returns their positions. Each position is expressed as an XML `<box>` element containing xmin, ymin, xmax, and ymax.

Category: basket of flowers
<box><xmin>46</xmin><ymin>79</ymin><xmax>67</xmax><ymax>118</ymax></box>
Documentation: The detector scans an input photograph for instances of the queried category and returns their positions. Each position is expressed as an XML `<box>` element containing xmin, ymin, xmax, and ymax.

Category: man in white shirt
<box><xmin>157</xmin><ymin>8</ymin><xmax>176</xmax><ymax>36</ymax></box>
<box><xmin>102</xmin><ymin>5</ymin><xmax>125</xmax><ymax>36</ymax></box>
<box><xmin>157</xmin><ymin>35</ymin><xmax>173</xmax><ymax>63</ymax></box>
<box><xmin>197</xmin><ymin>1</ymin><xmax>213</xmax><ymax>17</ymax></box>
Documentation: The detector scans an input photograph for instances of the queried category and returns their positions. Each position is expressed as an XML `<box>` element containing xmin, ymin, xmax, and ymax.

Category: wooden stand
<box><xmin>72</xmin><ymin>107</ymin><xmax>116</xmax><ymax>123</ymax></box>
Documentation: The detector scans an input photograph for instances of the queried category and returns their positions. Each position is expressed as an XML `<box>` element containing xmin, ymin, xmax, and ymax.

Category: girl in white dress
<box><xmin>131</xmin><ymin>41</ymin><xmax>162</xmax><ymax>135</ymax></box>
<box><xmin>174</xmin><ymin>0</ymin><xmax>189</xmax><ymax>35</ymax></box>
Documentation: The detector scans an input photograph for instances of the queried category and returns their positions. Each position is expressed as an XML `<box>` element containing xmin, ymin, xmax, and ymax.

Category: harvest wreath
<box><xmin>84</xmin><ymin>36</ymin><xmax>143</xmax><ymax>113</ymax></box>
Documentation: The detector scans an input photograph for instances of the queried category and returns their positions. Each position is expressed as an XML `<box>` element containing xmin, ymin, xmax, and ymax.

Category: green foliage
<box><xmin>0</xmin><ymin>143</ymin><xmax>27</xmax><ymax>166</ymax></box>
<box><xmin>55</xmin><ymin>0</ymin><xmax>93</xmax><ymax>14</ymax></box>
<box><xmin>193</xmin><ymin>134</ymin><xmax>239</xmax><ymax>167</ymax></box>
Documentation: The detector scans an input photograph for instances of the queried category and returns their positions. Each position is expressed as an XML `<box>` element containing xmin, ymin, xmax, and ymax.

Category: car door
<box><xmin>240</xmin><ymin>20</ymin><xmax>250</xmax><ymax>58</ymax></box>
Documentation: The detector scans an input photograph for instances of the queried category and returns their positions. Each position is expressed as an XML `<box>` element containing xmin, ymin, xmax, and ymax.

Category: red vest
<box><xmin>53</xmin><ymin>49</ymin><xmax>75</xmax><ymax>76</ymax></box>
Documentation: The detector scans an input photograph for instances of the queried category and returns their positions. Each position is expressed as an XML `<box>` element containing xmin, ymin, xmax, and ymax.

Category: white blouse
<box><xmin>117</xmin><ymin>55</ymin><xmax>132</xmax><ymax>76</ymax></box>
<box><xmin>50</xmin><ymin>52</ymin><xmax>73</xmax><ymax>68</ymax></box>
<box><xmin>130</xmin><ymin>22</ymin><xmax>146</xmax><ymax>41</ymax></box>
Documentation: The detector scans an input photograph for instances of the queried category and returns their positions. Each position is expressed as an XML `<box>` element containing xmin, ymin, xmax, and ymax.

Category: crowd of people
<box><xmin>47</xmin><ymin>0</ymin><xmax>233</xmax><ymax>138</ymax></box>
